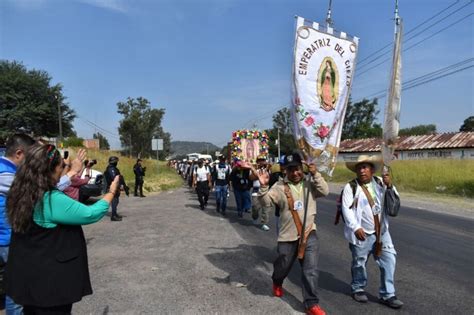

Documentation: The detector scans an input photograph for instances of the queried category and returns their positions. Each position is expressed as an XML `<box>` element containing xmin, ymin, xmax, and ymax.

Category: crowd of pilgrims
<box><xmin>169</xmin><ymin>155</ymin><xmax>288</xmax><ymax>232</ymax></box>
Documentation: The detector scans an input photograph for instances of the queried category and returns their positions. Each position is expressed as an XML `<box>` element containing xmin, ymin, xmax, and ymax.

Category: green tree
<box><xmin>93</xmin><ymin>132</ymin><xmax>110</xmax><ymax>150</ymax></box>
<box><xmin>342</xmin><ymin>98</ymin><xmax>382</xmax><ymax>140</ymax></box>
<box><xmin>460</xmin><ymin>116</ymin><xmax>474</xmax><ymax>132</ymax></box>
<box><xmin>117</xmin><ymin>97</ymin><xmax>171</xmax><ymax>159</ymax></box>
<box><xmin>0</xmin><ymin>60</ymin><xmax>76</xmax><ymax>141</ymax></box>
<box><xmin>265</xmin><ymin>107</ymin><xmax>296</xmax><ymax>157</ymax></box>
<box><xmin>272</xmin><ymin>107</ymin><xmax>293</xmax><ymax>134</ymax></box>
<box><xmin>399</xmin><ymin>124</ymin><xmax>437</xmax><ymax>136</ymax></box>
<box><xmin>63</xmin><ymin>136</ymin><xmax>84</xmax><ymax>147</ymax></box>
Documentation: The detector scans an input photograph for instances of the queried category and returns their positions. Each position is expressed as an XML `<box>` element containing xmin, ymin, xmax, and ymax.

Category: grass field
<box><xmin>67</xmin><ymin>148</ymin><xmax>182</xmax><ymax>194</ymax></box>
<box><xmin>329</xmin><ymin>159</ymin><xmax>474</xmax><ymax>198</ymax></box>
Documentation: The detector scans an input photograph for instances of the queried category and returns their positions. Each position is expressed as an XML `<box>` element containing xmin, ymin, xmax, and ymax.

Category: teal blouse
<box><xmin>33</xmin><ymin>190</ymin><xmax>109</xmax><ymax>228</ymax></box>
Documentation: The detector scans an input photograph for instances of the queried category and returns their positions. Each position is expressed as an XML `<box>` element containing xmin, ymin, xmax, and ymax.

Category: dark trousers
<box><xmin>134</xmin><ymin>178</ymin><xmax>144</xmax><ymax>196</ymax></box>
<box><xmin>272</xmin><ymin>231</ymin><xmax>320</xmax><ymax>309</ymax></box>
<box><xmin>111</xmin><ymin>196</ymin><xmax>119</xmax><ymax>217</ymax></box>
<box><xmin>196</xmin><ymin>181</ymin><xmax>210</xmax><ymax>208</ymax></box>
<box><xmin>23</xmin><ymin>304</ymin><xmax>73</xmax><ymax>315</ymax></box>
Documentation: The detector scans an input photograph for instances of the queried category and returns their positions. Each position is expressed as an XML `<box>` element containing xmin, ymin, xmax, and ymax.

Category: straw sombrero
<box><xmin>346</xmin><ymin>155</ymin><xmax>383</xmax><ymax>173</ymax></box>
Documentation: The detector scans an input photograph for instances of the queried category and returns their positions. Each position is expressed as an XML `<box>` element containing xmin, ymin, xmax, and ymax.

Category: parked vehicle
<box><xmin>79</xmin><ymin>168</ymin><xmax>104</xmax><ymax>202</ymax></box>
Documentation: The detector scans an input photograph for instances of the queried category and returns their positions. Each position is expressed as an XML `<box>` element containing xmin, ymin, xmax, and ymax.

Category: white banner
<box><xmin>291</xmin><ymin>16</ymin><xmax>358</xmax><ymax>175</ymax></box>
<box><xmin>382</xmin><ymin>20</ymin><xmax>403</xmax><ymax>167</ymax></box>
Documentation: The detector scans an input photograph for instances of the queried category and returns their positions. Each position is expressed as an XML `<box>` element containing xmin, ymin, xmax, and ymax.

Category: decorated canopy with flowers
<box><xmin>231</xmin><ymin>130</ymin><xmax>269</xmax><ymax>163</ymax></box>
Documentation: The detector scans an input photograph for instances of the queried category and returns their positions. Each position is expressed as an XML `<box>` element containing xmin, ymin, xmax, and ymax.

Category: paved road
<box><xmin>75</xmin><ymin>183</ymin><xmax>474</xmax><ymax>314</ymax></box>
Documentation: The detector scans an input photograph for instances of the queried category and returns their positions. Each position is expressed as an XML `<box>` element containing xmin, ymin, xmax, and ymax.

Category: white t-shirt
<box><xmin>194</xmin><ymin>166</ymin><xmax>210</xmax><ymax>182</ymax></box>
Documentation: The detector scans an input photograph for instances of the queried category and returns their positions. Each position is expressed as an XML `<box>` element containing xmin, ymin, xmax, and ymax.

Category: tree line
<box><xmin>255</xmin><ymin>99</ymin><xmax>472</xmax><ymax>158</ymax></box>
<box><xmin>0</xmin><ymin>60</ymin><xmax>170</xmax><ymax>159</ymax></box>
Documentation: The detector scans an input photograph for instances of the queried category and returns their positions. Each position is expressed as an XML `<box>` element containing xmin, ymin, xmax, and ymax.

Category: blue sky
<box><xmin>1</xmin><ymin>0</ymin><xmax>473</xmax><ymax>149</ymax></box>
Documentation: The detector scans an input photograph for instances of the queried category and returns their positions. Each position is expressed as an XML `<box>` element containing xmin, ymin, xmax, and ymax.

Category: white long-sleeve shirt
<box><xmin>341</xmin><ymin>176</ymin><xmax>399</xmax><ymax>246</ymax></box>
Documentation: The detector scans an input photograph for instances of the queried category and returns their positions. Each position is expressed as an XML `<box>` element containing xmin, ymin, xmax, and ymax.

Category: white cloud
<box><xmin>76</xmin><ymin>0</ymin><xmax>128</xmax><ymax>13</ymax></box>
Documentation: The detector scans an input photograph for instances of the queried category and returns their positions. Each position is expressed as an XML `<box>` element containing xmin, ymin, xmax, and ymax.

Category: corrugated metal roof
<box><xmin>340</xmin><ymin>132</ymin><xmax>474</xmax><ymax>152</ymax></box>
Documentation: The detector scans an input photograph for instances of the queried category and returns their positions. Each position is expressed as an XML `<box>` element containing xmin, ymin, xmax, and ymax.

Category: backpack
<box><xmin>214</xmin><ymin>164</ymin><xmax>229</xmax><ymax>181</ymax></box>
<box><xmin>334</xmin><ymin>177</ymin><xmax>384</xmax><ymax>225</ymax></box>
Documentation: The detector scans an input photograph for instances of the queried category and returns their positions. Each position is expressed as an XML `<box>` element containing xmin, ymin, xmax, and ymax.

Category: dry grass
<box><xmin>329</xmin><ymin>159</ymin><xmax>474</xmax><ymax>198</ymax></box>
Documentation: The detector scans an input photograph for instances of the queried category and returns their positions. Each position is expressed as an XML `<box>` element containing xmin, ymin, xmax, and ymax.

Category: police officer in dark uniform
<box><xmin>133</xmin><ymin>159</ymin><xmax>146</xmax><ymax>197</ymax></box>
<box><xmin>104</xmin><ymin>156</ymin><xmax>129</xmax><ymax>221</ymax></box>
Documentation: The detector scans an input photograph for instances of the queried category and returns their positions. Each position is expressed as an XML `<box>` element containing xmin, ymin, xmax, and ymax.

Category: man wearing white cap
<box><xmin>342</xmin><ymin>155</ymin><xmax>403</xmax><ymax>309</ymax></box>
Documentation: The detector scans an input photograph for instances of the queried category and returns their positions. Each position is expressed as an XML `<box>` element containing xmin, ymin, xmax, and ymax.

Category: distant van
<box><xmin>187</xmin><ymin>153</ymin><xmax>213</xmax><ymax>161</ymax></box>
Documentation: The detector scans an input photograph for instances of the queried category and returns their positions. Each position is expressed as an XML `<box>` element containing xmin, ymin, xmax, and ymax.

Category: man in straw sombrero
<box><xmin>341</xmin><ymin>155</ymin><xmax>404</xmax><ymax>309</ymax></box>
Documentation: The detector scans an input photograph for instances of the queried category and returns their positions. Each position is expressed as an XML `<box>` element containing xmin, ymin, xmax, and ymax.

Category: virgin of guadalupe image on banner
<box><xmin>291</xmin><ymin>16</ymin><xmax>359</xmax><ymax>176</ymax></box>
<box><xmin>231</xmin><ymin>130</ymin><xmax>269</xmax><ymax>164</ymax></box>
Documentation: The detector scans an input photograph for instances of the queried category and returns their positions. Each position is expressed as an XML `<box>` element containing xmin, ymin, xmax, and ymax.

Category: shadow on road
<box><xmin>205</xmin><ymin>244</ymin><xmax>305</xmax><ymax>312</ymax></box>
<box><xmin>318</xmin><ymin>270</ymin><xmax>359</xmax><ymax>299</ymax></box>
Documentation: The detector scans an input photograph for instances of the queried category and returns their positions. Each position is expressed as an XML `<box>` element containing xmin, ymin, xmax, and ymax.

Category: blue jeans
<box><xmin>215</xmin><ymin>185</ymin><xmax>228</xmax><ymax>212</ymax></box>
<box><xmin>233</xmin><ymin>189</ymin><xmax>251</xmax><ymax>214</ymax></box>
<box><xmin>0</xmin><ymin>246</ymin><xmax>23</xmax><ymax>315</ymax></box>
<box><xmin>349</xmin><ymin>232</ymin><xmax>397</xmax><ymax>299</ymax></box>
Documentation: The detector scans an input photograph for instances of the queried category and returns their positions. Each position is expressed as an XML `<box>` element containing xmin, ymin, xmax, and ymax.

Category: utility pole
<box><xmin>277</xmin><ymin>127</ymin><xmax>281</xmax><ymax>160</ymax></box>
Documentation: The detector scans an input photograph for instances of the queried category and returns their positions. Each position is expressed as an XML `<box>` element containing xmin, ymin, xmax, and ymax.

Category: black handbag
<box><xmin>384</xmin><ymin>188</ymin><xmax>400</xmax><ymax>217</ymax></box>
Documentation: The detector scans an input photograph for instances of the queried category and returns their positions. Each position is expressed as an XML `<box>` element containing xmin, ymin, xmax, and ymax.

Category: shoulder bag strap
<box><xmin>358</xmin><ymin>181</ymin><xmax>383</xmax><ymax>257</ymax></box>
<box><xmin>283</xmin><ymin>184</ymin><xmax>303</xmax><ymax>237</ymax></box>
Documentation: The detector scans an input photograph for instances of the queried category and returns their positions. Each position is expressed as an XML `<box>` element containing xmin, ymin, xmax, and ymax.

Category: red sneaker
<box><xmin>272</xmin><ymin>283</ymin><xmax>283</xmax><ymax>297</ymax></box>
<box><xmin>306</xmin><ymin>304</ymin><xmax>326</xmax><ymax>315</ymax></box>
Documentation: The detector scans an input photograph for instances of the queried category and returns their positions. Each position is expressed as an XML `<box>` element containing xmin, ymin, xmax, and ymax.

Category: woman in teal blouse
<box><xmin>5</xmin><ymin>144</ymin><xmax>119</xmax><ymax>314</ymax></box>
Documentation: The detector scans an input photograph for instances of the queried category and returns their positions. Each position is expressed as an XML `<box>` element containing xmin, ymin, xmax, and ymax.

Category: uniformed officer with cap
<box><xmin>133</xmin><ymin>158</ymin><xmax>146</xmax><ymax>197</ymax></box>
<box><xmin>104</xmin><ymin>156</ymin><xmax>129</xmax><ymax>221</ymax></box>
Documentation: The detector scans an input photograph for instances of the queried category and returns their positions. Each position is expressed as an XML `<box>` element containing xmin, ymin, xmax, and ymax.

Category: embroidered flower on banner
<box><xmin>315</xmin><ymin>123</ymin><xmax>331</xmax><ymax>140</ymax></box>
<box><xmin>304</xmin><ymin>116</ymin><xmax>315</xmax><ymax>127</ymax></box>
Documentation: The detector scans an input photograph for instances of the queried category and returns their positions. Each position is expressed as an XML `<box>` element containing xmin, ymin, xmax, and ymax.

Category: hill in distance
<box><xmin>171</xmin><ymin>141</ymin><xmax>220</xmax><ymax>157</ymax></box>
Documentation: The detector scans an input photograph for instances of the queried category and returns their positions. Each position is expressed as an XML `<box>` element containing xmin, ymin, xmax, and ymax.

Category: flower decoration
<box><xmin>315</xmin><ymin>123</ymin><xmax>331</xmax><ymax>140</ymax></box>
<box><xmin>231</xmin><ymin>129</ymin><xmax>269</xmax><ymax>161</ymax></box>
<box><xmin>295</xmin><ymin>103</ymin><xmax>332</xmax><ymax>142</ymax></box>
<box><xmin>304</xmin><ymin>115</ymin><xmax>315</xmax><ymax>127</ymax></box>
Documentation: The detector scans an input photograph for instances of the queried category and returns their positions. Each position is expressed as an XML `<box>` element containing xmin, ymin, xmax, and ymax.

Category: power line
<box><xmin>243</xmin><ymin>105</ymin><xmax>287</xmax><ymax>129</ymax></box>
<box><xmin>354</xmin><ymin>58</ymin><xmax>474</xmax><ymax>103</ymax></box>
<box><xmin>403</xmin><ymin>65</ymin><xmax>473</xmax><ymax>91</ymax></box>
<box><xmin>356</xmin><ymin>0</ymin><xmax>472</xmax><ymax>74</ymax></box>
<box><xmin>355</xmin><ymin>12</ymin><xmax>473</xmax><ymax>78</ymax></box>
<box><xmin>403</xmin><ymin>12</ymin><xmax>473</xmax><ymax>52</ymax></box>
<box><xmin>361</xmin><ymin>57</ymin><xmax>473</xmax><ymax>100</ymax></box>
<box><xmin>77</xmin><ymin>116</ymin><xmax>121</xmax><ymax>140</ymax></box>
<box><xmin>357</xmin><ymin>0</ymin><xmax>465</xmax><ymax>67</ymax></box>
